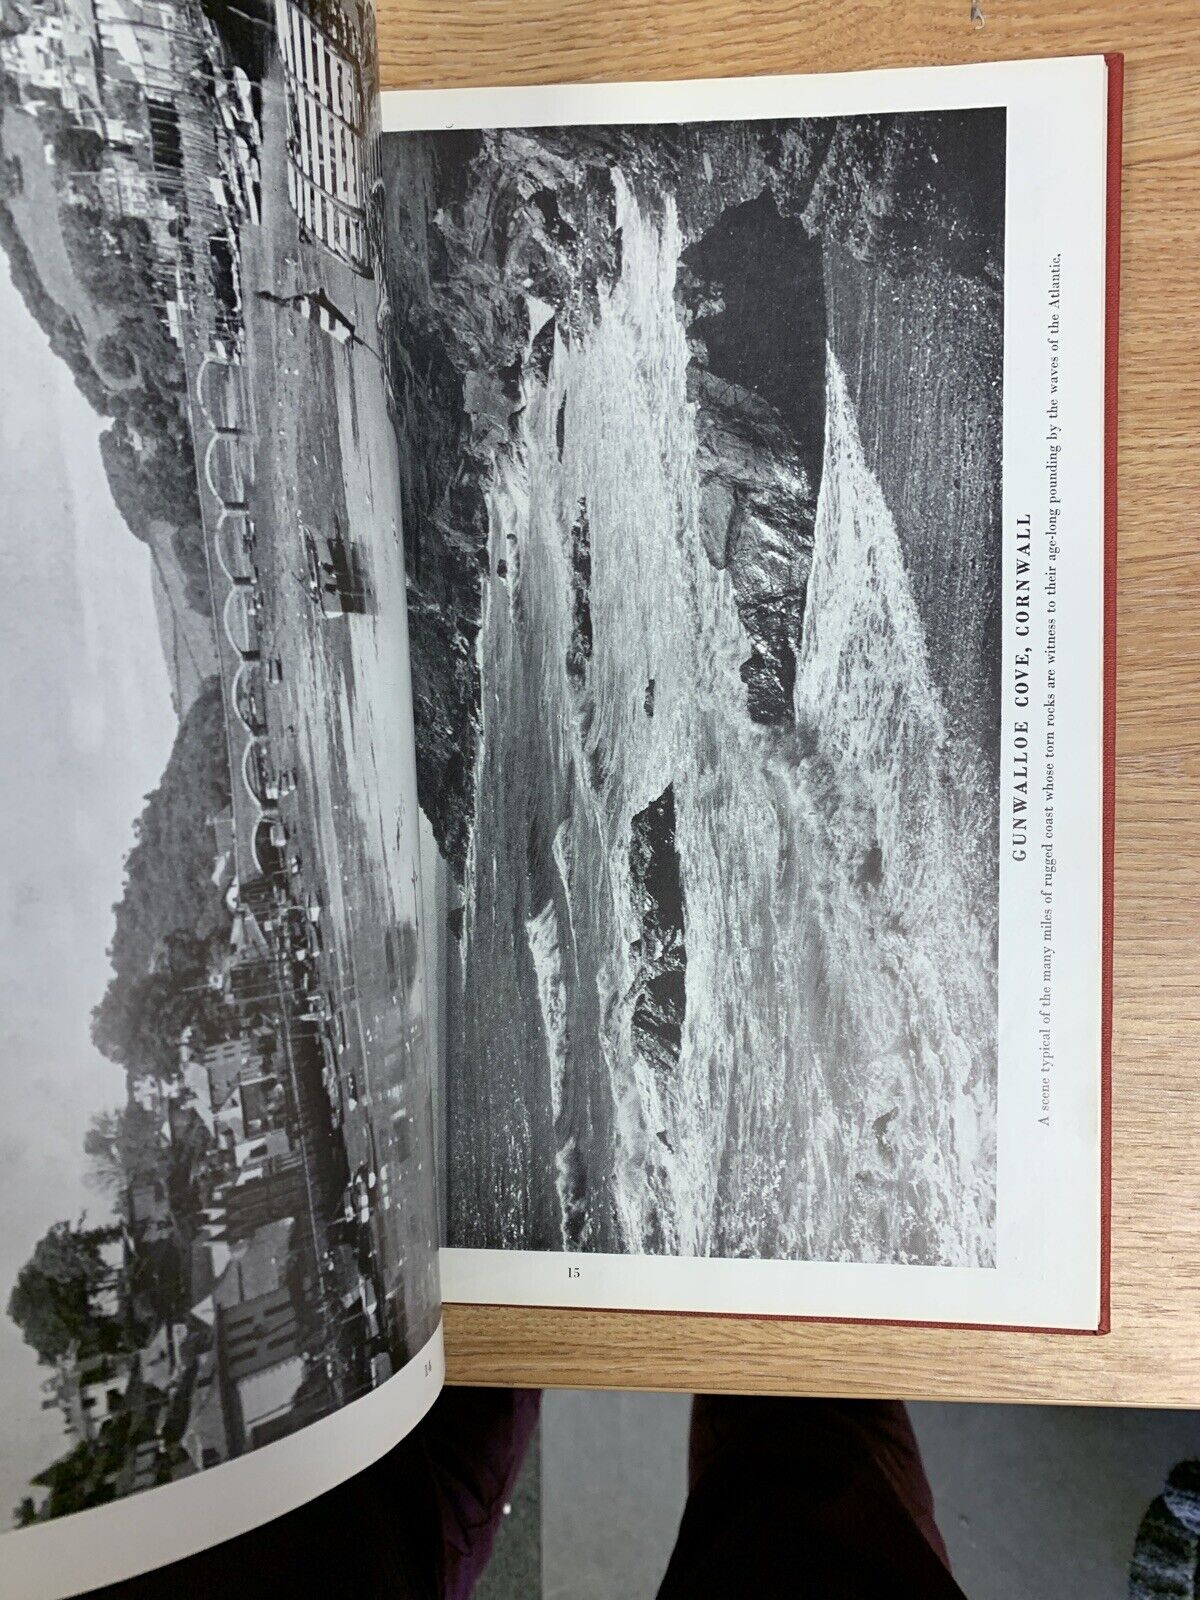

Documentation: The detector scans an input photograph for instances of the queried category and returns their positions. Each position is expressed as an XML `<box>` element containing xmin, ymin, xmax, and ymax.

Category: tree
<box><xmin>83</xmin><ymin>1104</ymin><xmax>164</xmax><ymax>1198</ymax></box>
<box><xmin>26</xmin><ymin>1406</ymin><xmax>157</xmax><ymax>1523</ymax></box>
<box><xmin>92</xmin><ymin>932</ymin><xmax>232</xmax><ymax>1082</ymax></box>
<box><xmin>103</xmin><ymin>680</ymin><xmax>232</xmax><ymax>980</ymax></box>
<box><xmin>95</xmin><ymin>331</ymin><xmax>136</xmax><ymax>382</ymax></box>
<box><xmin>29</xmin><ymin>1439</ymin><xmax>113</xmax><ymax>1521</ymax></box>
<box><xmin>0</xmin><ymin>153</ymin><xmax>22</xmax><ymax>200</ymax></box>
<box><xmin>6</xmin><ymin>1222</ymin><xmax>122</xmax><ymax>1366</ymax></box>
<box><xmin>91</xmin><ymin>679</ymin><xmax>235</xmax><ymax>1078</ymax></box>
<box><xmin>13</xmin><ymin>1495</ymin><xmax>40</xmax><ymax>1528</ymax></box>
<box><xmin>49</xmin><ymin>123</ymin><xmax>104</xmax><ymax>174</ymax></box>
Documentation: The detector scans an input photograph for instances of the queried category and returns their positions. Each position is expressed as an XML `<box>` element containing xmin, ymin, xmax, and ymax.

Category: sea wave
<box><xmin>525</xmin><ymin>899</ymin><xmax>569</xmax><ymax>1123</ymax></box>
<box><xmin>455</xmin><ymin>173</ymin><xmax>997</xmax><ymax>1268</ymax></box>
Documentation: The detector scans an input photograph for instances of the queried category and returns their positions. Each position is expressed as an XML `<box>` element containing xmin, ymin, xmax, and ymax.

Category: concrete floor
<box><xmin>476</xmin><ymin>1390</ymin><xmax>1200</xmax><ymax>1598</ymax></box>
<box><xmin>476</xmin><ymin>1426</ymin><xmax>543</xmax><ymax>1600</ymax></box>
<box><xmin>910</xmin><ymin>1402</ymin><xmax>1200</xmax><ymax>1599</ymax></box>
<box><xmin>542</xmin><ymin>1393</ymin><xmax>690</xmax><ymax>1600</ymax></box>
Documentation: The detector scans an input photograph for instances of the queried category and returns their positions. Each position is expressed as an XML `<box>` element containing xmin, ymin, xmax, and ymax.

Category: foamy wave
<box><xmin>458</xmin><ymin>181</ymin><xmax>997</xmax><ymax>1269</ymax></box>
<box><xmin>525</xmin><ymin>900</ymin><xmax>569</xmax><ymax>1123</ymax></box>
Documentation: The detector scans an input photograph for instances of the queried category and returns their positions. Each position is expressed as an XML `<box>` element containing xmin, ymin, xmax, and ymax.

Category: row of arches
<box><xmin>197</xmin><ymin>353</ymin><xmax>254</xmax><ymax>515</ymax></box>
<box><xmin>213</xmin><ymin>507</ymin><xmax>256</xmax><ymax>587</ymax></box>
<box><xmin>196</xmin><ymin>353</ymin><xmax>280</xmax><ymax>880</ymax></box>
<box><xmin>196</xmin><ymin>351</ymin><xmax>260</xmax><ymax>669</ymax></box>
<box><xmin>204</xmin><ymin>432</ymin><xmax>252</xmax><ymax>510</ymax></box>
<box><xmin>196</xmin><ymin>350</ymin><xmax>248</xmax><ymax>435</ymax></box>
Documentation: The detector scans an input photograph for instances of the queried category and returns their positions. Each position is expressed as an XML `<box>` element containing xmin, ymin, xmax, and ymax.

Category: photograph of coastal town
<box><xmin>385</xmin><ymin>111</ymin><xmax>1005</xmax><ymax>1271</ymax></box>
<box><xmin>1</xmin><ymin>0</ymin><xmax>439</xmax><ymax>1534</ymax></box>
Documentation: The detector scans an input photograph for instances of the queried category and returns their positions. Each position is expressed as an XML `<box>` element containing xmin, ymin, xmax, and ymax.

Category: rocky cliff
<box><xmin>385</xmin><ymin>124</ymin><xmax>828</xmax><ymax>872</ymax></box>
<box><xmin>384</xmin><ymin>113</ymin><xmax>1004</xmax><ymax>873</ymax></box>
<box><xmin>383</xmin><ymin>129</ymin><xmax>625</xmax><ymax>876</ymax></box>
<box><xmin>677</xmin><ymin>188</ymin><xmax>826</xmax><ymax>723</ymax></box>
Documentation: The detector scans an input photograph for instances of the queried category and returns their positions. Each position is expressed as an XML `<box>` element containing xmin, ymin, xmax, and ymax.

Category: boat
<box><xmin>302</xmin><ymin>522</ymin><xmax>369</xmax><ymax>616</ymax></box>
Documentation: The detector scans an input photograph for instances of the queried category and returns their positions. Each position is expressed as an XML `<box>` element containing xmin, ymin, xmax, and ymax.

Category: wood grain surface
<box><xmin>377</xmin><ymin>1</ymin><xmax>1200</xmax><ymax>1406</ymax></box>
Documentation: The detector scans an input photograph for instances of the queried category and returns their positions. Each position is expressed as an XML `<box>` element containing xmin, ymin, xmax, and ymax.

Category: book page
<box><xmin>0</xmin><ymin>5</ymin><xmax>442</xmax><ymax>1595</ymax></box>
<box><xmin>380</xmin><ymin>57</ymin><xmax>1109</xmax><ymax>1331</ymax></box>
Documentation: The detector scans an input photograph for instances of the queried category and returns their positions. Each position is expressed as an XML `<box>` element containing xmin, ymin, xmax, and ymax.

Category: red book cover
<box><xmin>403</xmin><ymin>57</ymin><xmax>1123</xmax><ymax>1337</ymax></box>
<box><xmin>1098</xmin><ymin>50</ymin><xmax>1124</xmax><ymax>1336</ymax></box>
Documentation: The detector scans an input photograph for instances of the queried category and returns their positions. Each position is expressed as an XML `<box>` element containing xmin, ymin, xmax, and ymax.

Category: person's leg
<box><xmin>659</xmin><ymin>1395</ymin><xmax>966</xmax><ymax>1598</ymax></box>
<box><xmin>81</xmin><ymin>1430</ymin><xmax>444</xmax><ymax>1600</ymax></box>
<box><xmin>420</xmin><ymin>1386</ymin><xmax>542</xmax><ymax>1600</ymax></box>
<box><xmin>80</xmin><ymin>1387</ymin><xmax>540</xmax><ymax>1600</ymax></box>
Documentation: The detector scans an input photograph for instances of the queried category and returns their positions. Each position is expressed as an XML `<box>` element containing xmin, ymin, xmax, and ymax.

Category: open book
<box><xmin>0</xmin><ymin>3</ymin><xmax>1119</xmax><ymax>1590</ymax></box>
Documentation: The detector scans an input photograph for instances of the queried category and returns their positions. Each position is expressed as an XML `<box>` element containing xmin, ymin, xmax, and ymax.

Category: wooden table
<box><xmin>377</xmin><ymin>1</ymin><xmax>1200</xmax><ymax>1408</ymax></box>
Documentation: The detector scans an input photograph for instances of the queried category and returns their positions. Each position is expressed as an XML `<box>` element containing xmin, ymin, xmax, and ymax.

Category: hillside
<box><xmin>0</xmin><ymin>88</ymin><xmax>218</xmax><ymax>713</ymax></box>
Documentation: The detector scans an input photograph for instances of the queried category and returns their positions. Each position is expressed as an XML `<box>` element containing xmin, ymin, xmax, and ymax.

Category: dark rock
<box><xmin>565</xmin><ymin>497</ymin><xmax>592</xmax><ymax>686</ymax></box>
<box><xmin>802</xmin><ymin>112</ymin><xmax>1005</xmax><ymax>283</ymax></box>
<box><xmin>628</xmin><ymin>784</ymin><xmax>687</xmax><ymax>1076</ymax></box>
<box><xmin>682</xmin><ymin>190</ymin><xmax>826</xmax><ymax>462</ymax></box>
<box><xmin>643</xmin><ymin>678</ymin><xmax>655</xmax><ymax>717</ymax></box>
<box><xmin>857</xmin><ymin>843</ymin><xmax>884</xmax><ymax>889</ymax></box>
<box><xmin>529</xmin><ymin>186</ymin><xmax>578</xmax><ymax>250</ymax></box>
<box><xmin>530</xmin><ymin>314</ymin><xmax>556</xmax><ymax>381</ymax></box>
<box><xmin>678</xmin><ymin>192</ymin><xmax>825</xmax><ymax>725</ymax></box>
<box><xmin>688</xmin><ymin>366</ymin><xmax>815</xmax><ymax>724</ymax></box>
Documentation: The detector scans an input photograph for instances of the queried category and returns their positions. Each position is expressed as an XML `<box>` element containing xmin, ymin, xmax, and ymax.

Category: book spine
<box><xmin>1097</xmin><ymin>52</ymin><xmax>1124</xmax><ymax>1339</ymax></box>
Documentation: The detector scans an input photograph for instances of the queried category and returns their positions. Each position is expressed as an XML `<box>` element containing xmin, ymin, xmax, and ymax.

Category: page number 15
<box><xmin>568</xmin><ymin>1266</ymin><xmax>581</xmax><ymax>1279</ymax></box>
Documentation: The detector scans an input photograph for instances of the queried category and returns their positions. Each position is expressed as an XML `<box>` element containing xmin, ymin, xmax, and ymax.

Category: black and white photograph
<box><xmin>0</xmin><ymin>0</ymin><xmax>439</xmax><ymax>1557</ymax></box>
<box><xmin>384</xmin><ymin>107</ymin><xmax>1006</xmax><ymax>1271</ymax></box>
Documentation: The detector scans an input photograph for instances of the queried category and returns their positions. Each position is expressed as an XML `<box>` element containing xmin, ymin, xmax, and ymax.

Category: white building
<box><xmin>274</xmin><ymin>0</ymin><xmax>372</xmax><ymax>271</ymax></box>
<box><xmin>41</xmin><ymin>1349</ymin><xmax>136</xmax><ymax>1444</ymax></box>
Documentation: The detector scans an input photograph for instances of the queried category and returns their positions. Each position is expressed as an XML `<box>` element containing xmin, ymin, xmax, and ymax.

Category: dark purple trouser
<box><xmin>427</xmin><ymin>1390</ymin><xmax>967</xmax><ymax>1599</ymax></box>
<box><xmin>423</xmin><ymin>1386</ymin><xmax>544</xmax><ymax>1600</ymax></box>
<box><xmin>88</xmin><ymin>1389</ymin><xmax>963</xmax><ymax>1599</ymax></box>
<box><xmin>657</xmin><ymin>1395</ymin><xmax>966</xmax><ymax>1597</ymax></box>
